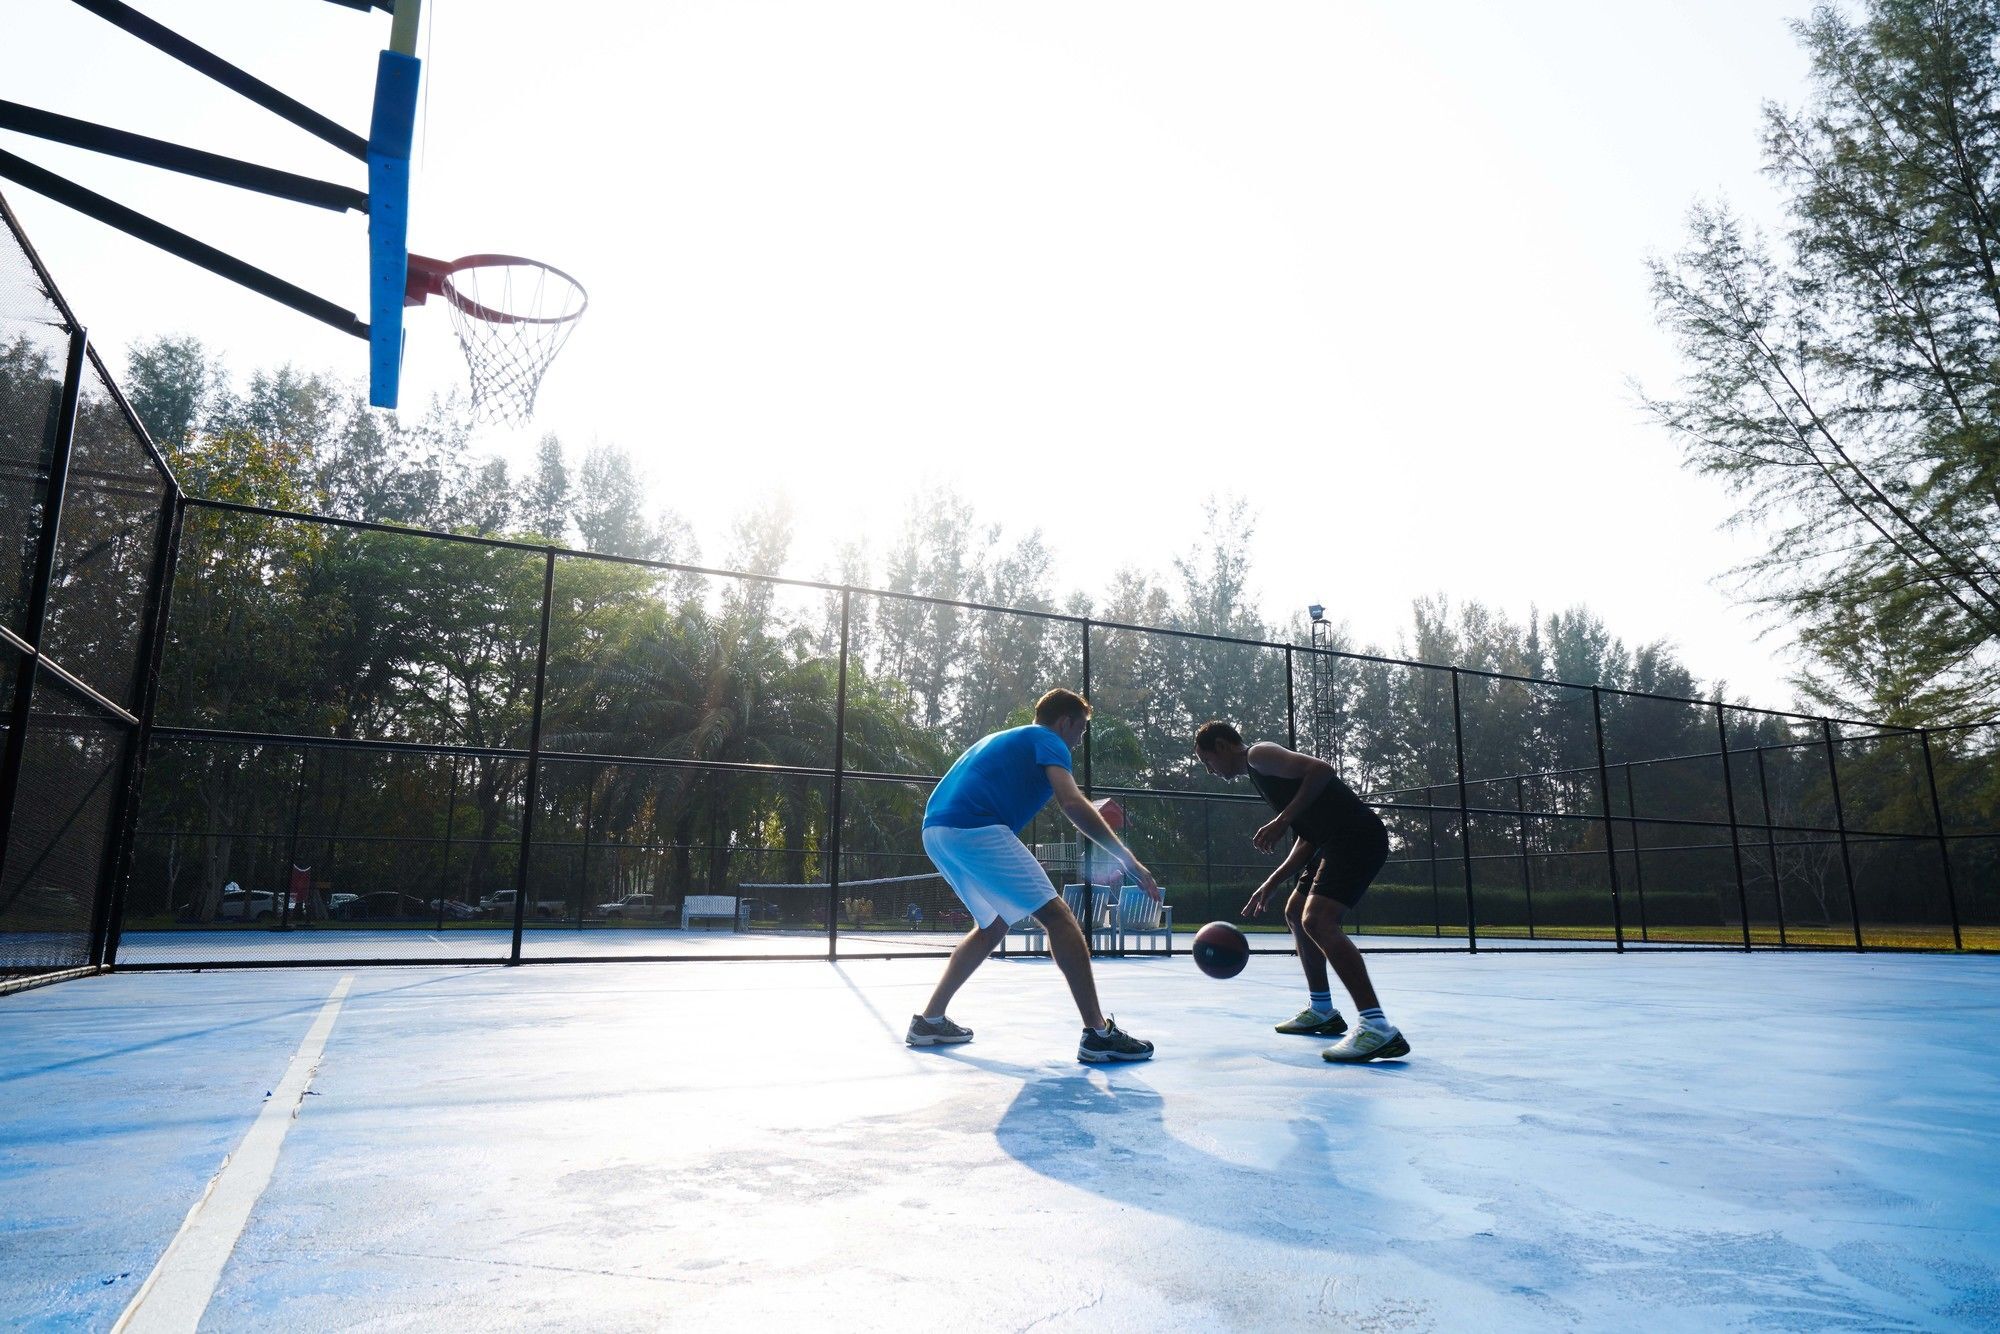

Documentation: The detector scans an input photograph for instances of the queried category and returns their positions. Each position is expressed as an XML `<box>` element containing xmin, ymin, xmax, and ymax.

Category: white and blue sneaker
<box><xmin>1321</xmin><ymin>1025</ymin><xmax>1410</xmax><ymax>1063</ymax></box>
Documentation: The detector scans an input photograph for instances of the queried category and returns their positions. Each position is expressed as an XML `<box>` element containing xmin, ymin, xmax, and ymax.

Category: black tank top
<box><xmin>1248</xmin><ymin>764</ymin><xmax>1382</xmax><ymax>847</ymax></box>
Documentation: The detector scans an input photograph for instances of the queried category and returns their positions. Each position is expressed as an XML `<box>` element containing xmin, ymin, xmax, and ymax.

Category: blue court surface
<box><xmin>3</xmin><ymin>951</ymin><xmax>1997</xmax><ymax>1330</ymax></box>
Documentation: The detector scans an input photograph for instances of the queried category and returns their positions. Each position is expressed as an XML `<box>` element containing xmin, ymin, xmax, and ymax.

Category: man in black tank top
<box><xmin>1194</xmin><ymin>720</ymin><xmax>1410</xmax><ymax>1063</ymax></box>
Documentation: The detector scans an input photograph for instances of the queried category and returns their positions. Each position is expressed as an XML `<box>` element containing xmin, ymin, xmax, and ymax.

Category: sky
<box><xmin>2</xmin><ymin>0</ymin><xmax>1822</xmax><ymax>705</ymax></box>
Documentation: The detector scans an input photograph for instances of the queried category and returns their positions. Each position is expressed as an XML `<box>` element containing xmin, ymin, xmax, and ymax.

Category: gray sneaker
<box><xmin>1321</xmin><ymin>1025</ymin><xmax>1411</xmax><ymax>1063</ymax></box>
<box><xmin>1275</xmin><ymin>1007</ymin><xmax>1347</xmax><ymax>1036</ymax></box>
<box><xmin>1077</xmin><ymin>1016</ymin><xmax>1155</xmax><ymax>1064</ymax></box>
<box><xmin>906</xmin><ymin>1014</ymin><xmax>973</xmax><ymax>1047</ymax></box>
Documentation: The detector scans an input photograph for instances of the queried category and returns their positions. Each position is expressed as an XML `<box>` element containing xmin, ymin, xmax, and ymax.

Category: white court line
<box><xmin>114</xmin><ymin>974</ymin><xmax>354</xmax><ymax>1333</ymax></box>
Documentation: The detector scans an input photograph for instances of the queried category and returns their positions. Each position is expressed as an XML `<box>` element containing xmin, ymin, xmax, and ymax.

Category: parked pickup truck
<box><xmin>592</xmin><ymin>893</ymin><xmax>657</xmax><ymax>920</ymax></box>
<box><xmin>477</xmin><ymin>889</ymin><xmax>566</xmax><ymax>919</ymax></box>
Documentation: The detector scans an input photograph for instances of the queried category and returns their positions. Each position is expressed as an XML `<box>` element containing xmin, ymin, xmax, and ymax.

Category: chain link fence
<box><xmin>2</xmin><ymin>187</ymin><xmax>1995</xmax><ymax>978</ymax></box>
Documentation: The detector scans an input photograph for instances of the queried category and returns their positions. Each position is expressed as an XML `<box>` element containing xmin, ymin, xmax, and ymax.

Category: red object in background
<box><xmin>289</xmin><ymin>864</ymin><xmax>311</xmax><ymax>912</ymax></box>
<box><xmin>1092</xmin><ymin>797</ymin><xmax>1125</xmax><ymax>831</ymax></box>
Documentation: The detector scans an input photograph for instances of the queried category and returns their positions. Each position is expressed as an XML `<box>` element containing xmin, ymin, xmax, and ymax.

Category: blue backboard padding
<box><xmin>368</xmin><ymin>50</ymin><xmax>420</xmax><ymax>409</ymax></box>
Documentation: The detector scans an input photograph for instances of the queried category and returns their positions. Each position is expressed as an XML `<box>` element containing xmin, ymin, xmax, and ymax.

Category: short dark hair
<box><xmin>1193</xmin><ymin>720</ymin><xmax>1243</xmax><ymax>753</ymax></box>
<box><xmin>1034</xmin><ymin>688</ymin><xmax>1092</xmax><ymax>727</ymax></box>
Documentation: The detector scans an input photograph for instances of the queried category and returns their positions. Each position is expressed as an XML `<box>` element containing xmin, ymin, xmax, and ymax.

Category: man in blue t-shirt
<box><xmin>908</xmin><ymin>688</ymin><xmax>1160</xmax><ymax>1063</ymax></box>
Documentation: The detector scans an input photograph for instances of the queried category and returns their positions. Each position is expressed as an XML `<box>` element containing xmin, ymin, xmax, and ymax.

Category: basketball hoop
<box><xmin>406</xmin><ymin>253</ymin><xmax>586</xmax><ymax>424</ymax></box>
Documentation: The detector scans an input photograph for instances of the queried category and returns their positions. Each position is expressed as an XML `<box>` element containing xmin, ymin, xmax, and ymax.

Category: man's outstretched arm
<box><xmin>1046</xmin><ymin>766</ymin><xmax>1159</xmax><ymax>900</ymax></box>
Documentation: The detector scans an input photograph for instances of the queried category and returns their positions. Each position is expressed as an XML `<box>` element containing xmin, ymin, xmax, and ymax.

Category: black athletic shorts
<box><xmin>1296</xmin><ymin>820</ymin><xmax>1390</xmax><ymax>907</ymax></box>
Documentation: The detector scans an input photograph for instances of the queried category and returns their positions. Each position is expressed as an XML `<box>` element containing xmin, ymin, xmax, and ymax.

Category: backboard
<box><xmin>0</xmin><ymin>1</ymin><xmax>575</xmax><ymax>419</ymax></box>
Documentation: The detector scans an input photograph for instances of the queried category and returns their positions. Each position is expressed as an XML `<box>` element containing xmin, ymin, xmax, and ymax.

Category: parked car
<box><xmin>477</xmin><ymin>889</ymin><xmax>565</xmax><ymax>919</ymax></box>
<box><xmin>329</xmin><ymin>893</ymin><xmax>360</xmax><ymax>914</ymax></box>
<box><xmin>337</xmin><ymin>891</ymin><xmax>432</xmax><ymax>921</ymax></box>
<box><xmin>215</xmin><ymin>890</ymin><xmax>279</xmax><ymax>922</ymax></box>
<box><xmin>427</xmin><ymin>898</ymin><xmax>479</xmax><ymax>920</ymax></box>
<box><xmin>593</xmin><ymin>893</ymin><xmax>657</xmax><ymax>920</ymax></box>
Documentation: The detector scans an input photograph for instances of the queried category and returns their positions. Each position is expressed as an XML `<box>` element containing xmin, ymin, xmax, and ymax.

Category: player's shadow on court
<box><xmin>973</xmin><ymin>1058</ymin><xmax>1372</xmax><ymax>1242</ymax></box>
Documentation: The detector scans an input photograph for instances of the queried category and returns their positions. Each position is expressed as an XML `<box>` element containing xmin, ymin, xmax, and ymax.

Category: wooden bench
<box><xmin>681</xmin><ymin>894</ymin><xmax>742</xmax><ymax>929</ymax></box>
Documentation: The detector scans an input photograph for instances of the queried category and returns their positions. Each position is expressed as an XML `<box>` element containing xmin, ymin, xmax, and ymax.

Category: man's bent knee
<box><xmin>1301</xmin><ymin>897</ymin><xmax>1349</xmax><ymax>935</ymax></box>
<box><xmin>1032</xmin><ymin>896</ymin><xmax>1076</xmax><ymax>930</ymax></box>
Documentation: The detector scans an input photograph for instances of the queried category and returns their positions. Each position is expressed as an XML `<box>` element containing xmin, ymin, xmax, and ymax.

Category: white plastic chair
<box><xmin>1011</xmin><ymin>883</ymin><xmax>1115</xmax><ymax>950</ymax></box>
<box><xmin>1109</xmin><ymin>884</ymin><xmax>1172</xmax><ymax>952</ymax></box>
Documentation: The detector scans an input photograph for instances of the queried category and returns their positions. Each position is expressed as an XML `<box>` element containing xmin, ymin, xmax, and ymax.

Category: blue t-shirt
<box><xmin>924</xmin><ymin>725</ymin><xmax>1074</xmax><ymax>833</ymax></box>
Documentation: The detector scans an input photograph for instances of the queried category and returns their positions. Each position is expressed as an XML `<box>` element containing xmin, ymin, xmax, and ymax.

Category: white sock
<box><xmin>1359</xmin><ymin>1007</ymin><xmax>1391</xmax><ymax>1031</ymax></box>
<box><xmin>1308</xmin><ymin>990</ymin><xmax>1334</xmax><ymax>1017</ymax></box>
<box><xmin>923</xmin><ymin>1013</ymin><xmax>945</xmax><ymax>1023</ymax></box>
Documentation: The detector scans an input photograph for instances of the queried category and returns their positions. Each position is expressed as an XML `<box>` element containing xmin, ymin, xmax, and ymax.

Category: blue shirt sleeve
<box><xmin>1031</xmin><ymin>727</ymin><xmax>1072</xmax><ymax>771</ymax></box>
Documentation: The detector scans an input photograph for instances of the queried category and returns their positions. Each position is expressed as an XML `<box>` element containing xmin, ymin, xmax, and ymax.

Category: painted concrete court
<box><xmin>3</xmin><ymin>951</ymin><xmax>1997</xmax><ymax>1330</ymax></box>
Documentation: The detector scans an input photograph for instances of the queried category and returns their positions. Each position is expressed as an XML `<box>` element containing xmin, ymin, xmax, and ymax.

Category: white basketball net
<box><xmin>437</xmin><ymin>259</ymin><xmax>587</xmax><ymax>425</ymax></box>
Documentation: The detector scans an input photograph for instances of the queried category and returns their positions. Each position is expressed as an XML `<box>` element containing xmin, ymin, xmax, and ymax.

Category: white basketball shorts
<box><xmin>921</xmin><ymin>823</ymin><xmax>1058</xmax><ymax>928</ymax></box>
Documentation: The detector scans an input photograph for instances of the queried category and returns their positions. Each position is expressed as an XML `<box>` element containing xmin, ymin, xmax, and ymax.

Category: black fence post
<box><xmin>575</xmin><ymin>780</ymin><xmax>592</xmax><ymax>929</ymax></box>
<box><xmin>1715</xmin><ymin>701</ymin><xmax>1752</xmax><ymax>951</ymax></box>
<box><xmin>94</xmin><ymin>484</ymin><xmax>182</xmax><ymax>967</ymax></box>
<box><xmin>1821</xmin><ymin>719</ymin><xmax>1864</xmax><ymax>951</ymax></box>
<box><xmin>1917</xmin><ymin>730</ymin><xmax>1963</xmax><ymax>952</ymax></box>
<box><xmin>1514</xmin><ymin>776</ymin><xmax>1535</xmax><ymax>940</ymax></box>
<box><xmin>279</xmin><ymin>749</ymin><xmax>310</xmax><ymax>931</ymax></box>
<box><xmin>0</xmin><ymin>325</ymin><xmax>86</xmax><ymax>903</ymax></box>
<box><xmin>1448</xmin><ymin>670</ymin><xmax>1477</xmax><ymax>952</ymax></box>
<box><xmin>1623</xmin><ymin>764</ymin><xmax>1648</xmax><ymax>942</ymax></box>
<box><xmin>1080</xmin><ymin>618</ymin><xmax>1096</xmax><ymax>954</ymax></box>
<box><xmin>1590</xmin><ymin>687</ymin><xmax>1626</xmax><ymax>952</ymax></box>
<box><xmin>1753</xmin><ymin>745</ymin><xmax>1786</xmax><ymax>948</ymax></box>
<box><xmin>827</xmin><ymin>587</ymin><xmax>849</xmax><ymax>961</ymax></box>
<box><xmin>509</xmin><ymin>549</ymin><xmax>557</xmax><ymax>964</ymax></box>
<box><xmin>1284</xmin><ymin>645</ymin><xmax>1297</xmax><ymax>749</ymax></box>
<box><xmin>1202</xmin><ymin>798</ymin><xmax>1213</xmax><ymax>912</ymax></box>
<box><xmin>434</xmin><ymin>756</ymin><xmax>459</xmax><ymax>933</ymax></box>
<box><xmin>1426</xmin><ymin>793</ymin><xmax>1442</xmax><ymax>938</ymax></box>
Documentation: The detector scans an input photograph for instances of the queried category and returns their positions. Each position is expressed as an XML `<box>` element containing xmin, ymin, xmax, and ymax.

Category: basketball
<box><xmin>1191</xmin><ymin>921</ymin><xmax>1249</xmax><ymax>979</ymax></box>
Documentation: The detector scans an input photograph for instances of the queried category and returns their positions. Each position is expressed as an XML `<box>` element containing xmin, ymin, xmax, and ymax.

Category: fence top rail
<box><xmin>176</xmin><ymin>496</ymin><xmax>1977</xmax><ymax>737</ymax></box>
<box><xmin>1362</xmin><ymin>727</ymin><xmax>1932</xmax><ymax>797</ymax></box>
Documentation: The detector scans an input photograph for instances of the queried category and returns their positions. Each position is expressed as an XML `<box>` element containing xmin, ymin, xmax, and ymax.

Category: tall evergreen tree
<box><xmin>1647</xmin><ymin>0</ymin><xmax>2000</xmax><ymax>723</ymax></box>
<box><xmin>521</xmin><ymin>433</ymin><xmax>572</xmax><ymax>543</ymax></box>
<box><xmin>124</xmin><ymin>334</ymin><xmax>220</xmax><ymax>454</ymax></box>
